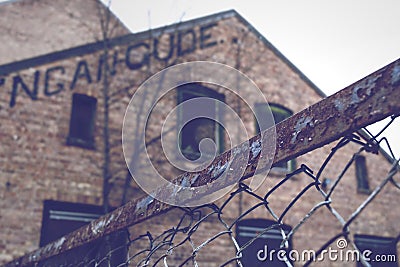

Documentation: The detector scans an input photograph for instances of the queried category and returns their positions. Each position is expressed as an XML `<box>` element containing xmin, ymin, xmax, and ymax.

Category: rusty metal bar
<box><xmin>4</xmin><ymin>58</ymin><xmax>400</xmax><ymax>267</ymax></box>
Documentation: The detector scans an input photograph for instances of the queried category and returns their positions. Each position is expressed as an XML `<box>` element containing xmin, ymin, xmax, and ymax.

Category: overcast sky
<box><xmin>103</xmin><ymin>0</ymin><xmax>399</xmax><ymax>159</ymax></box>
<box><xmin>105</xmin><ymin>0</ymin><xmax>399</xmax><ymax>94</ymax></box>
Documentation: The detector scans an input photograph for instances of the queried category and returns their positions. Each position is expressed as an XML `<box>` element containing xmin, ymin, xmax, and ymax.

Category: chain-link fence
<box><xmin>4</xmin><ymin>60</ymin><xmax>400</xmax><ymax>267</ymax></box>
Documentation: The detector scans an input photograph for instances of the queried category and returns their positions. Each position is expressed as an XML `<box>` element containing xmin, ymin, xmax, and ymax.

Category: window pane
<box><xmin>40</xmin><ymin>200</ymin><xmax>103</xmax><ymax>246</ymax></box>
<box><xmin>178</xmin><ymin>84</ymin><xmax>224</xmax><ymax>160</ymax></box>
<box><xmin>181</xmin><ymin>118</ymin><xmax>216</xmax><ymax>159</ymax></box>
<box><xmin>254</xmin><ymin>103</ymin><xmax>292</xmax><ymax>133</ymax></box>
<box><xmin>254</xmin><ymin>103</ymin><xmax>293</xmax><ymax>171</ymax></box>
<box><xmin>355</xmin><ymin>235</ymin><xmax>398</xmax><ymax>267</ymax></box>
<box><xmin>270</xmin><ymin>105</ymin><xmax>291</xmax><ymax>124</ymax></box>
<box><xmin>67</xmin><ymin>93</ymin><xmax>97</xmax><ymax>149</ymax></box>
<box><xmin>236</xmin><ymin>219</ymin><xmax>292</xmax><ymax>266</ymax></box>
<box><xmin>355</xmin><ymin>155</ymin><xmax>370</xmax><ymax>194</ymax></box>
<box><xmin>40</xmin><ymin>201</ymin><xmax>126</xmax><ymax>266</ymax></box>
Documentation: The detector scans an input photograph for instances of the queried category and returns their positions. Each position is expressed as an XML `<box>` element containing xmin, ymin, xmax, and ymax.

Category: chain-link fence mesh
<box><xmin>6</xmin><ymin>115</ymin><xmax>399</xmax><ymax>267</ymax></box>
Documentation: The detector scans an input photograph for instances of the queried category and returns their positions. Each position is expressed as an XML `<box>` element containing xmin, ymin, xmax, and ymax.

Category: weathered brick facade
<box><xmin>0</xmin><ymin>1</ymin><xmax>398</xmax><ymax>265</ymax></box>
<box><xmin>0</xmin><ymin>0</ymin><xmax>129</xmax><ymax>65</ymax></box>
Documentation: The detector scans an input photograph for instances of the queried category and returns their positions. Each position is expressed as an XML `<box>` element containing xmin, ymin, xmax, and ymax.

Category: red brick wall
<box><xmin>0</xmin><ymin>0</ymin><xmax>129</xmax><ymax>65</ymax></box>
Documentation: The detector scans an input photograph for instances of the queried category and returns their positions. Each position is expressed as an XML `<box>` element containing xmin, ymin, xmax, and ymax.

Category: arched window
<box><xmin>254</xmin><ymin>103</ymin><xmax>295</xmax><ymax>172</ymax></box>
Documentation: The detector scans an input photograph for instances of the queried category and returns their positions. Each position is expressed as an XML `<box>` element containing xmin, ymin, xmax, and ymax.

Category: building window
<box><xmin>355</xmin><ymin>155</ymin><xmax>370</xmax><ymax>194</ymax></box>
<box><xmin>177</xmin><ymin>83</ymin><xmax>225</xmax><ymax>160</ymax></box>
<box><xmin>40</xmin><ymin>200</ymin><xmax>103</xmax><ymax>246</ymax></box>
<box><xmin>236</xmin><ymin>219</ymin><xmax>292</xmax><ymax>266</ymax></box>
<box><xmin>254</xmin><ymin>103</ymin><xmax>295</xmax><ymax>172</ymax></box>
<box><xmin>67</xmin><ymin>93</ymin><xmax>97</xmax><ymax>149</ymax></box>
<box><xmin>354</xmin><ymin>234</ymin><xmax>398</xmax><ymax>267</ymax></box>
<box><xmin>40</xmin><ymin>200</ymin><xmax>127</xmax><ymax>266</ymax></box>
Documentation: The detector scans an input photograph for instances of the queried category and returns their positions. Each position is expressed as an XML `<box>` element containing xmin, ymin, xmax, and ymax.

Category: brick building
<box><xmin>0</xmin><ymin>0</ymin><xmax>398</xmax><ymax>265</ymax></box>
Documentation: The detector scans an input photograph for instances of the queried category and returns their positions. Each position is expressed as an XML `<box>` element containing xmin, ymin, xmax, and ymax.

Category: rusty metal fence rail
<box><xmin>4</xmin><ymin>59</ymin><xmax>400</xmax><ymax>267</ymax></box>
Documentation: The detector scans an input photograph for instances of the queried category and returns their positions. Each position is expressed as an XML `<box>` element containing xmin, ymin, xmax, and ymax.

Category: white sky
<box><xmin>104</xmin><ymin>0</ymin><xmax>399</xmax><ymax>159</ymax></box>
<box><xmin>106</xmin><ymin>0</ymin><xmax>399</xmax><ymax>93</ymax></box>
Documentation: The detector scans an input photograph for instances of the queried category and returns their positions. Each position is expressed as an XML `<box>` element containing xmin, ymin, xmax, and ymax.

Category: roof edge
<box><xmin>0</xmin><ymin>9</ymin><xmax>237</xmax><ymax>76</ymax></box>
<box><xmin>231</xmin><ymin>11</ymin><xmax>327</xmax><ymax>98</ymax></box>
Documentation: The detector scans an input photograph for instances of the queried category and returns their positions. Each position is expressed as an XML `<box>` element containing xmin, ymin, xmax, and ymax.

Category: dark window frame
<box><xmin>355</xmin><ymin>155</ymin><xmax>370</xmax><ymax>194</ymax></box>
<box><xmin>236</xmin><ymin>219</ymin><xmax>293</xmax><ymax>266</ymax></box>
<box><xmin>354</xmin><ymin>234</ymin><xmax>398</xmax><ymax>267</ymax></box>
<box><xmin>40</xmin><ymin>200</ymin><xmax>126</xmax><ymax>266</ymax></box>
<box><xmin>40</xmin><ymin>200</ymin><xmax>103</xmax><ymax>247</ymax></box>
<box><xmin>177</xmin><ymin>83</ymin><xmax>225</xmax><ymax>160</ymax></box>
<box><xmin>254</xmin><ymin>103</ymin><xmax>295</xmax><ymax>173</ymax></box>
<box><xmin>66</xmin><ymin>93</ymin><xmax>97</xmax><ymax>149</ymax></box>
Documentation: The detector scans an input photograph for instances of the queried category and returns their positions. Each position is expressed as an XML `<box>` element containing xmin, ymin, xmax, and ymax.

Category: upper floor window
<box><xmin>177</xmin><ymin>83</ymin><xmax>225</xmax><ymax>160</ymax></box>
<box><xmin>67</xmin><ymin>93</ymin><xmax>97</xmax><ymax>149</ymax></box>
<box><xmin>254</xmin><ymin>103</ymin><xmax>295</xmax><ymax>172</ymax></box>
